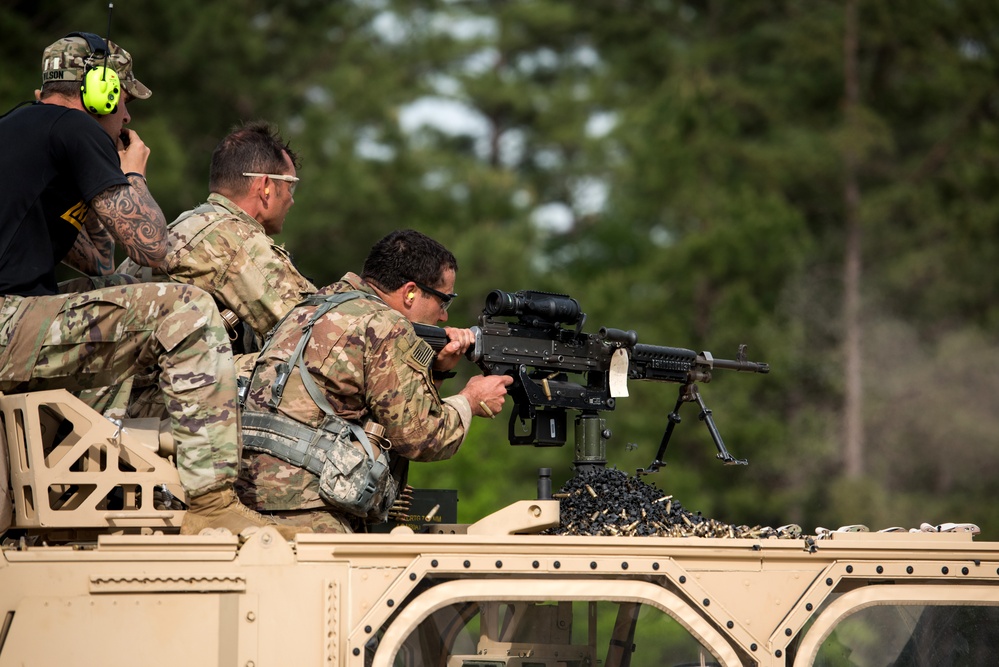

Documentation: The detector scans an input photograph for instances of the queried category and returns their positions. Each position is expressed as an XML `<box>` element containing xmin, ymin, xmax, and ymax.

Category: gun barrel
<box><xmin>711</xmin><ymin>358</ymin><xmax>770</xmax><ymax>374</ymax></box>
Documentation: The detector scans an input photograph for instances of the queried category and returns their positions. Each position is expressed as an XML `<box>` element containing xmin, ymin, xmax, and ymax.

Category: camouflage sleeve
<box><xmin>360</xmin><ymin>317</ymin><xmax>469</xmax><ymax>462</ymax></box>
<box><xmin>170</xmin><ymin>221</ymin><xmax>316</xmax><ymax>337</ymax></box>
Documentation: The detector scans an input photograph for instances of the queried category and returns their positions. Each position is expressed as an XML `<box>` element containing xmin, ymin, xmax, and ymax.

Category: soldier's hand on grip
<box><xmin>434</xmin><ymin>326</ymin><xmax>475</xmax><ymax>373</ymax></box>
<box><xmin>460</xmin><ymin>374</ymin><xmax>514</xmax><ymax>418</ymax></box>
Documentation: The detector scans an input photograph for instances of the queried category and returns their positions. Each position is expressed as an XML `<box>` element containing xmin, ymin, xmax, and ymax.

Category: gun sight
<box><xmin>484</xmin><ymin>290</ymin><xmax>584</xmax><ymax>327</ymax></box>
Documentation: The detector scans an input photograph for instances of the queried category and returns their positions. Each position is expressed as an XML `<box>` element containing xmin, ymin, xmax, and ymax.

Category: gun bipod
<box><xmin>637</xmin><ymin>382</ymin><xmax>748</xmax><ymax>476</ymax></box>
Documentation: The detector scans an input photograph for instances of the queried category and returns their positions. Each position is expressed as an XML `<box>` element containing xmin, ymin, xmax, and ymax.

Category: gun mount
<box><xmin>414</xmin><ymin>289</ymin><xmax>770</xmax><ymax>475</ymax></box>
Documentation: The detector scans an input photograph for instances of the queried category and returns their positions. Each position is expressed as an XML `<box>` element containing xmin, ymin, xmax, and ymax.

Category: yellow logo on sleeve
<box><xmin>60</xmin><ymin>201</ymin><xmax>89</xmax><ymax>231</ymax></box>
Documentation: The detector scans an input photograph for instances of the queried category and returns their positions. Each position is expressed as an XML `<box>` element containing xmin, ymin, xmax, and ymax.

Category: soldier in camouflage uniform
<box><xmin>118</xmin><ymin>121</ymin><xmax>315</xmax><ymax>351</ymax></box>
<box><xmin>237</xmin><ymin>230</ymin><xmax>514</xmax><ymax>532</ymax></box>
<box><xmin>0</xmin><ymin>33</ymin><xmax>302</xmax><ymax>539</ymax></box>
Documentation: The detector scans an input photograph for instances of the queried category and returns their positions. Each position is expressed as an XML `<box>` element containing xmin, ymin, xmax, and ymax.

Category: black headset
<box><xmin>65</xmin><ymin>31</ymin><xmax>120</xmax><ymax>115</ymax></box>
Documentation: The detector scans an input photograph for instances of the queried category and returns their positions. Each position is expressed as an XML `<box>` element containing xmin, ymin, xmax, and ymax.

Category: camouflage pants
<box><xmin>58</xmin><ymin>274</ymin><xmax>139</xmax><ymax>293</ymax></box>
<box><xmin>63</xmin><ymin>274</ymin><xmax>154</xmax><ymax>420</ymax></box>
<box><xmin>258</xmin><ymin>508</ymin><xmax>353</xmax><ymax>534</ymax></box>
<box><xmin>0</xmin><ymin>282</ymin><xmax>240</xmax><ymax>497</ymax></box>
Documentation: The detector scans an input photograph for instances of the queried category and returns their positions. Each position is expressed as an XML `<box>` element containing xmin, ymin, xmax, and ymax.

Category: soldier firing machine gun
<box><xmin>414</xmin><ymin>290</ymin><xmax>770</xmax><ymax>476</ymax></box>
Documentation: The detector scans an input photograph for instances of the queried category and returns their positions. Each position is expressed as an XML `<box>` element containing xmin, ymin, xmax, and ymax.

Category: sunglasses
<box><xmin>412</xmin><ymin>281</ymin><xmax>457</xmax><ymax>311</ymax></box>
<box><xmin>242</xmin><ymin>172</ymin><xmax>299</xmax><ymax>195</ymax></box>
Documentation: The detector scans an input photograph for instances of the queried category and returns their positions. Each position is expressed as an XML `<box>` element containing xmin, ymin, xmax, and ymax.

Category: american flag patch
<box><xmin>409</xmin><ymin>339</ymin><xmax>435</xmax><ymax>369</ymax></box>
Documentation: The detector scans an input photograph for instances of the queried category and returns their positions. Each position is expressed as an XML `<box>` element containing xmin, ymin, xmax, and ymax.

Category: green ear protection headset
<box><xmin>66</xmin><ymin>31</ymin><xmax>120</xmax><ymax>116</ymax></box>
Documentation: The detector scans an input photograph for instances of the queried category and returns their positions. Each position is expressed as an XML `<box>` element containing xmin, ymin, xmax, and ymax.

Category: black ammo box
<box><xmin>369</xmin><ymin>488</ymin><xmax>458</xmax><ymax>533</ymax></box>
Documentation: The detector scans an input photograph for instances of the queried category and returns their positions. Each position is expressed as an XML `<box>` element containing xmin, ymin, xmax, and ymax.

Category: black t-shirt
<box><xmin>0</xmin><ymin>103</ymin><xmax>128</xmax><ymax>296</ymax></box>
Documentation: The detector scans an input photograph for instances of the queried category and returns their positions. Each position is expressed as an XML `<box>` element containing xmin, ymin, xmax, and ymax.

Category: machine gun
<box><xmin>413</xmin><ymin>289</ymin><xmax>769</xmax><ymax>474</ymax></box>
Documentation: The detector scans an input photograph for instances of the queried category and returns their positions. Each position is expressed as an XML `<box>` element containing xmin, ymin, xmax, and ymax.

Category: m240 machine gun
<box><xmin>414</xmin><ymin>289</ymin><xmax>770</xmax><ymax>475</ymax></box>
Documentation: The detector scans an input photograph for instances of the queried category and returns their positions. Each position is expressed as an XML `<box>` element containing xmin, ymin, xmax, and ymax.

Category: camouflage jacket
<box><xmin>237</xmin><ymin>272</ymin><xmax>472</xmax><ymax>511</ymax></box>
<box><xmin>117</xmin><ymin>193</ymin><xmax>315</xmax><ymax>338</ymax></box>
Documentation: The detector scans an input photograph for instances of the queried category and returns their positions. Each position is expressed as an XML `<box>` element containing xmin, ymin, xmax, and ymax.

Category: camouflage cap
<box><xmin>41</xmin><ymin>34</ymin><xmax>151</xmax><ymax>100</ymax></box>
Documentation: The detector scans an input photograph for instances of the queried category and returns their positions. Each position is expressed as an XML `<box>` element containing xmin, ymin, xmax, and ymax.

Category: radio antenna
<box><xmin>102</xmin><ymin>3</ymin><xmax>114</xmax><ymax>79</ymax></box>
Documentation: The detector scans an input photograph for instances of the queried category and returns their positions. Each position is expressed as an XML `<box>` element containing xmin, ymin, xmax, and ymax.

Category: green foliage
<box><xmin>4</xmin><ymin>0</ymin><xmax>999</xmax><ymax>537</ymax></box>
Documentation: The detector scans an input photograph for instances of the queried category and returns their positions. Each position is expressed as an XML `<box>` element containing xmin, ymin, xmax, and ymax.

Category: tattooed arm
<box><xmin>89</xmin><ymin>172</ymin><xmax>168</xmax><ymax>269</ymax></box>
<box><xmin>62</xmin><ymin>206</ymin><xmax>117</xmax><ymax>275</ymax></box>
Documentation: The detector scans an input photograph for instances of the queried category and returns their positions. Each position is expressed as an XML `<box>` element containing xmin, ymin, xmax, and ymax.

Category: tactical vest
<box><xmin>240</xmin><ymin>291</ymin><xmax>397</xmax><ymax>521</ymax></box>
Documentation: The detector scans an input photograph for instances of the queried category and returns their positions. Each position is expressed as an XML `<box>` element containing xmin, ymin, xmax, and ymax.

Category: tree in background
<box><xmin>2</xmin><ymin>0</ymin><xmax>997</xmax><ymax>535</ymax></box>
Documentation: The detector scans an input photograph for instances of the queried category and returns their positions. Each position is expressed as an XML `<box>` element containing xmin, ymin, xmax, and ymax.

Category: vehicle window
<box><xmin>394</xmin><ymin>600</ymin><xmax>721</xmax><ymax>667</ymax></box>
<box><xmin>808</xmin><ymin>604</ymin><xmax>999</xmax><ymax>666</ymax></box>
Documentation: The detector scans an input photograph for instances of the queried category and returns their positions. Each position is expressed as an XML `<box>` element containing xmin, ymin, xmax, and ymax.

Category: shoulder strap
<box><xmin>265</xmin><ymin>291</ymin><xmax>366</xmax><ymax>410</ymax></box>
<box><xmin>283</xmin><ymin>292</ymin><xmax>362</xmax><ymax>413</ymax></box>
<box><xmin>261</xmin><ymin>290</ymin><xmax>378</xmax><ymax>460</ymax></box>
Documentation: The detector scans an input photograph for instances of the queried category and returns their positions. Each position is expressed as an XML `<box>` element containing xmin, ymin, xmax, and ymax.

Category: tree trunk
<box><xmin>843</xmin><ymin>0</ymin><xmax>864</xmax><ymax>478</ymax></box>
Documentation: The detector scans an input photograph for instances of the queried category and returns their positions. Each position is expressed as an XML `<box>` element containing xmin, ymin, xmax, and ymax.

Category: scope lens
<box><xmin>484</xmin><ymin>289</ymin><xmax>515</xmax><ymax>317</ymax></box>
<box><xmin>484</xmin><ymin>290</ymin><xmax>582</xmax><ymax>325</ymax></box>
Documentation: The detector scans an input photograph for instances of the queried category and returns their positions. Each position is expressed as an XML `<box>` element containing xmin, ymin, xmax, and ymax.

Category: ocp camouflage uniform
<box><xmin>236</xmin><ymin>272</ymin><xmax>472</xmax><ymax>532</ymax></box>
<box><xmin>66</xmin><ymin>274</ymin><xmax>150</xmax><ymax>418</ymax></box>
<box><xmin>118</xmin><ymin>193</ymin><xmax>316</xmax><ymax>343</ymax></box>
<box><xmin>0</xmin><ymin>283</ymin><xmax>241</xmax><ymax>497</ymax></box>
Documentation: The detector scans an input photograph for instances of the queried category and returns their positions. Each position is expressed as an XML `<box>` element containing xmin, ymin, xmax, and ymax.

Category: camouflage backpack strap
<box><xmin>254</xmin><ymin>290</ymin><xmax>383</xmax><ymax>469</ymax></box>
<box><xmin>236</xmin><ymin>292</ymin><xmax>327</xmax><ymax>408</ymax></box>
<box><xmin>241</xmin><ymin>290</ymin><xmax>395</xmax><ymax>517</ymax></box>
<box><xmin>266</xmin><ymin>291</ymin><xmax>369</xmax><ymax>410</ymax></box>
<box><xmin>286</xmin><ymin>292</ymin><xmax>378</xmax><ymax>455</ymax></box>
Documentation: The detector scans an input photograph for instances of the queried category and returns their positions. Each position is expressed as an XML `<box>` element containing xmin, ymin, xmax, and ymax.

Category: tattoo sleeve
<box><xmin>89</xmin><ymin>174</ymin><xmax>168</xmax><ymax>269</ymax></box>
<box><xmin>62</xmin><ymin>206</ymin><xmax>116</xmax><ymax>275</ymax></box>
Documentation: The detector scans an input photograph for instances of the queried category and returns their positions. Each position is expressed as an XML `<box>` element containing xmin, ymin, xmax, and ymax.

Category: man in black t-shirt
<box><xmin>0</xmin><ymin>33</ymin><xmax>303</xmax><ymax>539</ymax></box>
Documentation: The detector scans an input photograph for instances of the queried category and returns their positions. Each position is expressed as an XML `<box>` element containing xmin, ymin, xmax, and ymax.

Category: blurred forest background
<box><xmin>3</xmin><ymin>0</ymin><xmax>998</xmax><ymax>536</ymax></box>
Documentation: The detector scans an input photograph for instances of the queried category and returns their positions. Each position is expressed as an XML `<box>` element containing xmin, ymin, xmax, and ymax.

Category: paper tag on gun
<box><xmin>609</xmin><ymin>348</ymin><xmax>630</xmax><ymax>398</ymax></box>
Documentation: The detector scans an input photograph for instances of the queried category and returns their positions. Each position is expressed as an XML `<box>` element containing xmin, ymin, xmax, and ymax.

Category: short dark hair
<box><xmin>362</xmin><ymin>229</ymin><xmax>458</xmax><ymax>292</ymax></box>
<box><xmin>39</xmin><ymin>81</ymin><xmax>81</xmax><ymax>100</ymax></box>
<box><xmin>209</xmin><ymin>120</ymin><xmax>300</xmax><ymax>196</ymax></box>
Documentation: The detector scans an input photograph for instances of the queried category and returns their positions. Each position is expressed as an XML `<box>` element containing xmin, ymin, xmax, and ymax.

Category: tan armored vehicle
<box><xmin>1</xmin><ymin>291</ymin><xmax>997</xmax><ymax>666</ymax></box>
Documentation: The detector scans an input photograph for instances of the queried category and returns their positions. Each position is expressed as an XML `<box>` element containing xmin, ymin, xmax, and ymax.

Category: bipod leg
<box><xmin>637</xmin><ymin>385</ymin><xmax>687</xmax><ymax>475</ymax></box>
<box><xmin>690</xmin><ymin>384</ymin><xmax>747</xmax><ymax>465</ymax></box>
